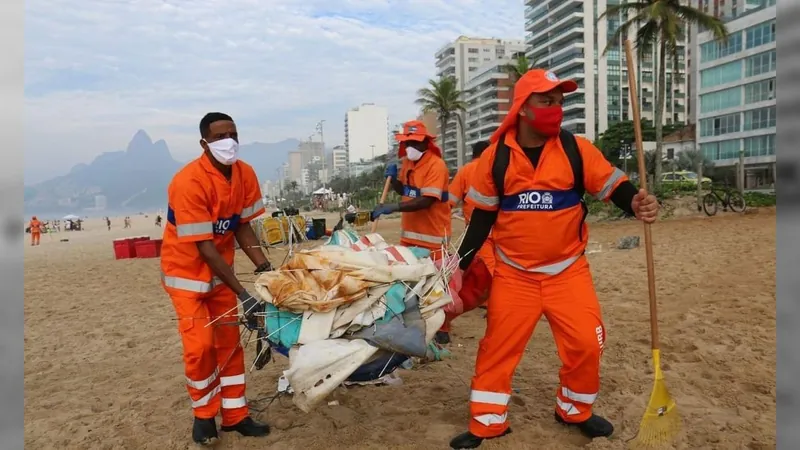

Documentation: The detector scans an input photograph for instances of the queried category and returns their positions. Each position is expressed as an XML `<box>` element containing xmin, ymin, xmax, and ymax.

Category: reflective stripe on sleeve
<box><xmin>470</xmin><ymin>390</ymin><xmax>511</xmax><ymax>406</ymax></box>
<box><xmin>222</xmin><ymin>396</ymin><xmax>247</xmax><ymax>409</ymax></box>
<box><xmin>241</xmin><ymin>198</ymin><xmax>265</xmax><ymax>218</ymax></box>
<box><xmin>177</xmin><ymin>222</ymin><xmax>213</xmax><ymax>238</ymax></box>
<box><xmin>421</xmin><ymin>187</ymin><xmax>442</xmax><ymax>197</ymax></box>
<box><xmin>466</xmin><ymin>187</ymin><xmax>498</xmax><ymax>208</ymax></box>
<box><xmin>595</xmin><ymin>168</ymin><xmax>626</xmax><ymax>200</ymax></box>
<box><xmin>495</xmin><ymin>249</ymin><xmax>580</xmax><ymax>276</ymax></box>
<box><xmin>449</xmin><ymin>192</ymin><xmax>462</xmax><ymax>205</ymax></box>
<box><xmin>400</xmin><ymin>231</ymin><xmax>450</xmax><ymax>246</ymax></box>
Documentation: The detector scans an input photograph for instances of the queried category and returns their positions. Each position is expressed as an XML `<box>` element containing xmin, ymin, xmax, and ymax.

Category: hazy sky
<box><xmin>24</xmin><ymin>0</ymin><xmax>524</xmax><ymax>184</ymax></box>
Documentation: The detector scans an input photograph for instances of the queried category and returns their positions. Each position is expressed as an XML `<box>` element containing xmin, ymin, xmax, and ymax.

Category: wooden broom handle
<box><xmin>624</xmin><ymin>40</ymin><xmax>660</xmax><ymax>350</ymax></box>
<box><xmin>371</xmin><ymin>176</ymin><xmax>393</xmax><ymax>233</ymax></box>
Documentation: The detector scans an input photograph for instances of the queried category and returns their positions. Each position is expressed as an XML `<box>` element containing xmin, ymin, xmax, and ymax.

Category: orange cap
<box><xmin>490</xmin><ymin>69</ymin><xmax>579</xmax><ymax>143</ymax></box>
<box><xmin>395</xmin><ymin>120</ymin><xmax>442</xmax><ymax>158</ymax></box>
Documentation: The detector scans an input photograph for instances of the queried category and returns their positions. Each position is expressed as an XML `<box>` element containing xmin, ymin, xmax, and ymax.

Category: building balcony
<box><xmin>526</xmin><ymin>0</ymin><xmax>582</xmax><ymax>31</ymax></box>
<box><xmin>527</xmin><ymin>11</ymin><xmax>584</xmax><ymax>42</ymax></box>
<box><xmin>529</xmin><ymin>23</ymin><xmax>584</xmax><ymax>55</ymax></box>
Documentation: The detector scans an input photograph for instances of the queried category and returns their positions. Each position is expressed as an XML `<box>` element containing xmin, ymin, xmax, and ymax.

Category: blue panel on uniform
<box><xmin>213</xmin><ymin>214</ymin><xmax>241</xmax><ymax>235</ymax></box>
<box><xmin>500</xmin><ymin>189</ymin><xmax>582</xmax><ymax>212</ymax></box>
<box><xmin>403</xmin><ymin>185</ymin><xmax>449</xmax><ymax>202</ymax></box>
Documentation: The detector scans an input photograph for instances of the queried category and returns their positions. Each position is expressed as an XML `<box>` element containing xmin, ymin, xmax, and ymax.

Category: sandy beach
<box><xmin>23</xmin><ymin>209</ymin><xmax>776</xmax><ymax>449</ymax></box>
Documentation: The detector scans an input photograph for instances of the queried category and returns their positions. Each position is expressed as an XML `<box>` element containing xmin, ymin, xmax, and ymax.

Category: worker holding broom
<box><xmin>161</xmin><ymin>112</ymin><xmax>273</xmax><ymax>446</ymax></box>
<box><xmin>370</xmin><ymin>120</ymin><xmax>451</xmax><ymax>259</ymax></box>
<box><xmin>437</xmin><ymin>140</ymin><xmax>494</xmax><ymax>344</ymax></box>
<box><xmin>448</xmin><ymin>69</ymin><xmax>659</xmax><ymax>449</ymax></box>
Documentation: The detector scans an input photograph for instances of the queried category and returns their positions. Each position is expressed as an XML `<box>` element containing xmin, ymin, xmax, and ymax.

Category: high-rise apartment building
<box><xmin>463</xmin><ymin>59</ymin><xmax>516</xmax><ymax>154</ymax></box>
<box><xmin>296</xmin><ymin>140</ymin><xmax>324</xmax><ymax>168</ymax></box>
<box><xmin>287</xmin><ymin>151</ymin><xmax>303</xmax><ymax>183</ymax></box>
<box><xmin>524</xmin><ymin>0</ymin><xmax>688</xmax><ymax>141</ymax></box>
<box><xmin>331</xmin><ymin>145</ymin><xmax>348</xmax><ymax>178</ymax></box>
<box><xmin>695</xmin><ymin>0</ymin><xmax>775</xmax><ymax>188</ymax></box>
<box><xmin>344</xmin><ymin>103</ymin><xmax>390</xmax><ymax>165</ymax></box>
<box><xmin>434</xmin><ymin>36</ymin><xmax>526</xmax><ymax>169</ymax></box>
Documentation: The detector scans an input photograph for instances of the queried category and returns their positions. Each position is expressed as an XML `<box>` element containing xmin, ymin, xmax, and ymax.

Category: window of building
<box><xmin>700</xmin><ymin>60</ymin><xmax>742</xmax><ymax>88</ymax></box>
<box><xmin>744</xmin><ymin>78</ymin><xmax>776</xmax><ymax>104</ymax></box>
<box><xmin>483</xmin><ymin>48</ymin><xmax>491</xmax><ymax>52</ymax></box>
<box><xmin>743</xmin><ymin>106</ymin><xmax>776</xmax><ymax>131</ymax></box>
<box><xmin>468</xmin><ymin>48</ymin><xmax>479</xmax><ymax>53</ymax></box>
<box><xmin>468</xmin><ymin>57</ymin><xmax>479</xmax><ymax>63</ymax></box>
<box><xmin>743</xmin><ymin>134</ymin><xmax>775</xmax><ymax>157</ymax></box>
<box><xmin>745</xmin><ymin>20</ymin><xmax>776</xmax><ymax>49</ymax></box>
<box><xmin>700</xmin><ymin>32</ymin><xmax>742</xmax><ymax>62</ymax></box>
<box><xmin>700</xmin><ymin>113</ymin><xmax>741</xmax><ymax>137</ymax></box>
<box><xmin>700</xmin><ymin>86</ymin><xmax>741</xmax><ymax>113</ymax></box>
<box><xmin>745</xmin><ymin>50</ymin><xmax>776</xmax><ymax>77</ymax></box>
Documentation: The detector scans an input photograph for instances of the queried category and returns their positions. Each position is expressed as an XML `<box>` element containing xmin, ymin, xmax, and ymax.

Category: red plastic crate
<box><xmin>113</xmin><ymin>239</ymin><xmax>135</xmax><ymax>259</ymax></box>
<box><xmin>135</xmin><ymin>239</ymin><xmax>162</xmax><ymax>258</ymax></box>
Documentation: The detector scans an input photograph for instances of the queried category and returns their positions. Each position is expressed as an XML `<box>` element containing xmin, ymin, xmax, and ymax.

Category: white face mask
<box><xmin>205</xmin><ymin>138</ymin><xmax>239</xmax><ymax>165</ymax></box>
<box><xmin>406</xmin><ymin>147</ymin><xmax>424</xmax><ymax>161</ymax></box>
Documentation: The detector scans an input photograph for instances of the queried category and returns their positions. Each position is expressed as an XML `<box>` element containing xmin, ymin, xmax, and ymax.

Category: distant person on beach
<box><xmin>28</xmin><ymin>216</ymin><xmax>41</xmax><ymax>246</ymax></box>
<box><xmin>105</xmin><ymin>217</ymin><xmax>111</xmax><ymax>231</ymax></box>
<box><xmin>160</xmin><ymin>112</ymin><xmax>273</xmax><ymax>445</ymax></box>
<box><xmin>155</xmin><ymin>214</ymin><xmax>162</xmax><ymax>227</ymax></box>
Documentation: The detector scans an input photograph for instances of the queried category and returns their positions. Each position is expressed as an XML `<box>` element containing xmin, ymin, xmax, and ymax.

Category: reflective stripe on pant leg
<box><xmin>541</xmin><ymin>257</ymin><xmax>603</xmax><ymax>423</ymax></box>
<box><xmin>171</xmin><ymin>294</ymin><xmax>221</xmax><ymax>419</ymax></box>
<box><xmin>468</xmin><ymin>262</ymin><xmax>543</xmax><ymax>438</ymax></box>
<box><xmin>208</xmin><ymin>289</ymin><xmax>249</xmax><ymax>426</ymax></box>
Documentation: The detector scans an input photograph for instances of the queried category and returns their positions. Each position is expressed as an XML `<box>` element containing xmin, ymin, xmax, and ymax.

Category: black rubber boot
<box><xmin>220</xmin><ymin>416</ymin><xmax>270</xmax><ymax>437</ymax></box>
<box><xmin>192</xmin><ymin>417</ymin><xmax>219</xmax><ymax>446</ymax></box>
<box><xmin>435</xmin><ymin>331</ymin><xmax>451</xmax><ymax>344</ymax></box>
<box><xmin>449</xmin><ymin>428</ymin><xmax>512</xmax><ymax>449</ymax></box>
<box><xmin>554</xmin><ymin>412</ymin><xmax>614</xmax><ymax>438</ymax></box>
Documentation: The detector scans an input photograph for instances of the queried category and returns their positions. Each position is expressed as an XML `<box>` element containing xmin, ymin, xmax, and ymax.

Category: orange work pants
<box><xmin>31</xmin><ymin>232</ymin><xmax>41</xmax><ymax>246</ymax></box>
<box><xmin>467</xmin><ymin>255</ymin><xmax>605</xmax><ymax>438</ymax></box>
<box><xmin>170</xmin><ymin>287</ymin><xmax>249</xmax><ymax>426</ymax></box>
<box><xmin>441</xmin><ymin>236</ymin><xmax>495</xmax><ymax>333</ymax></box>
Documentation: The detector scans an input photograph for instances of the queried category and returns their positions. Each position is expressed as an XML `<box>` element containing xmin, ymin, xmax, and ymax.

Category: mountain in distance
<box><xmin>23</xmin><ymin>130</ymin><xmax>301</xmax><ymax>215</ymax></box>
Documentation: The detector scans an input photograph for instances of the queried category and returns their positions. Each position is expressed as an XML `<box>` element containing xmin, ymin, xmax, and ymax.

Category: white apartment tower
<box><xmin>524</xmin><ymin>0</ymin><xmax>688</xmax><ymax>141</ymax></box>
<box><xmin>344</xmin><ymin>103</ymin><xmax>390</xmax><ymax>166</ymax></box>
<box><xmin>434</xmin><ymin>36</ymin><xmax>526</xmax><ymax>170</ymax></box>
<box><xmin>331</xmin><ymin>145</ymin><xmax>348</xmax><ymax>178</ymax></box>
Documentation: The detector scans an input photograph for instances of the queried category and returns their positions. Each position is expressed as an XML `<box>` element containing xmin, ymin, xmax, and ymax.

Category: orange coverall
<box><xmin>395</xmin><ymin>125</ymin><xmax>451</xmax><ymax>260</ymax></box>
<box><xmin>463</xmin><ymin>129</ymin><xmax>627</xmax><ymax>437</ymax></box>
<box><xmin>29</xmin><ymin>217</ymin><xmax>41</xmax><ymax>246</ymax></box>
<box><xmin>441</xmin><ymin>161</ymin><xmax>495</xmax><ymax>332</ymax></box>
<box><xmin>160</xmin><ymin>155</ymin><xmax>265</xmax><ymax>426</ymax></box>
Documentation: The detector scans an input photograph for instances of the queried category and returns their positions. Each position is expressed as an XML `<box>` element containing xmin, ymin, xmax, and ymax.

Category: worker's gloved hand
<box><xmin>237</xmin><ymin>290</ymin><xmax>261</xmax><ymax>330</ymax></box>
<box><xmin>384</xmin><ymin>163</ymin><xmax>398</xmax><ymax>179</ymax></box>
<box><xmin>370</xmin><ymin>203</ymin><xmax>399</xmax><ymax>221</ymax></box>
<box><xmin>254</xmin><ymin>261</ymin><xmax>272</xmax><ymax>274</ymax></box>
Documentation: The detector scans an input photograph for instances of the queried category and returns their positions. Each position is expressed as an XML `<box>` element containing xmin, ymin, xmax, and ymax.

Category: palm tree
<box><xmin>415</xmin><ymin>76</ymin><xmax>468</xmax><ymax>167</ymax></box>
<box><xmin>600</xmin><ymin>0</ymin><xmax>727</xmax><ymax>188</ymax></box>
<box><xmin>503</xmin><ymin>52</ymin><xmax>544</xmax><ymax>83</ymax></box>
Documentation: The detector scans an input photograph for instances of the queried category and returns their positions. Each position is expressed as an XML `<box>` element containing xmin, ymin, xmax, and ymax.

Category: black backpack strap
<box><xmin>492</xmin><ymin>134</ymin><xmax>510</xmax><ymax>203</ymax></box>
<box><xmin>559</xmin><ymin>129</ymin><xmax>588</xmax><ymax>242</ymax></box>
<box><xmin>559</xmin><ymin>129</ymin><xmax>584</xmax><ymax>198</ymax></box>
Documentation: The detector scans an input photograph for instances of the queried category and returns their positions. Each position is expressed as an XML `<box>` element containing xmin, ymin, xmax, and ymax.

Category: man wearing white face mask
<box><xmin>371</xmin><ymin>120</ymin><xmax>451</xmax><ymax>260</ymax></box>
<box><xmin>160</xmin><ymin>112</ymin><xmax>273</xmax><ymax>446</ymax></box>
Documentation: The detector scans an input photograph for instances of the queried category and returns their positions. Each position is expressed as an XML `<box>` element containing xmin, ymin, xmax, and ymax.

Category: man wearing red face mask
<box><xmin>448</xmin><ymin>69</ymin><xmax>659</xmax><ymax>449</ymax></box>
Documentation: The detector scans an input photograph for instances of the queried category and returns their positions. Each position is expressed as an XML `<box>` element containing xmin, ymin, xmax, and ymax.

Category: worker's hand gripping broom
<box><xmin>371</xmin><ymin>176</ymin><xmax>393</xmax><ymax>233</ymax></box>
<box><xmin>624</xmin><ymin>39</ymin><xmax>681</xmax><ymax>448</ymax></box>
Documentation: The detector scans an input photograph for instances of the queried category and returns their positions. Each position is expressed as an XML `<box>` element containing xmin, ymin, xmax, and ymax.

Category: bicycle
<box><xmin>702</xmin><ymin>183</ymin><xmax>746</xmax><ymax>216</ymax></box>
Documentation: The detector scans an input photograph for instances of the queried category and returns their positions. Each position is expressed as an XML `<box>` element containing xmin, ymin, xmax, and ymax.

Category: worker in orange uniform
<box><xmin>29</xmin><ymin>216</ymin><xmax>42</xmax><ymax>246</ymax></box>
<box><xmin>437</xmin><ymin>141</ymin><xmax>493</xmax><ymax>344</ymax></box>
<box><xmin>448</xmin><ymin>69</ymin><xmax>660</xmax><ymax>449</ymax></box>
<box><xmin>161</xmin><ymin>112</ymin><xmax>273</xmax><ymax>446</ymax></box>
<box><xmin>370</xmin><ymin>120</ymin><xmax>451</xmax><ymax>259</ymax></box>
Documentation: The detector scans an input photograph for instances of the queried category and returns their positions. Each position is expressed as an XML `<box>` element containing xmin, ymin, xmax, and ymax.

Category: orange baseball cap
<box><xmin>490</xmin><ymin>69</ymin><xmax>579</xmax><ymax>142</ymax></box>
<box><xmin>395</xmin><ymin>120</ymin><xmax>442</xmax><ymax>158</ymax></box>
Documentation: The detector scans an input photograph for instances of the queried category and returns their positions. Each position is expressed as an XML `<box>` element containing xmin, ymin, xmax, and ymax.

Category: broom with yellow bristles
<box><xmin>623</xmin><ymin>39</ymin><xmax>681</xmax><ymax>448</ymax></box>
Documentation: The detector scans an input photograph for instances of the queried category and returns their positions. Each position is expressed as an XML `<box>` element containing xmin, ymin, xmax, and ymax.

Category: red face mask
<box><xmin>521</xmin><ymin>105</ymin><xmax>563</xmax><ymax>136</ymax></box>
